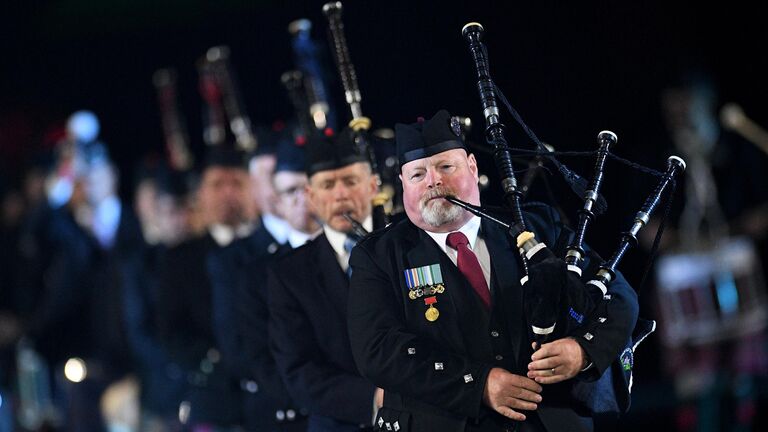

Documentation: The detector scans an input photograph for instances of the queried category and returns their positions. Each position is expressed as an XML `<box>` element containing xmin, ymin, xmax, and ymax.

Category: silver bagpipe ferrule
<box><xmin>564</xmin><ymin>249</ymin><xmax>584</xmax><ymax>277</ymax></box>
<box><xmin>585</xmin><ymin>269</ymin><xmax>613</xmax><ymax>299</ymax></box>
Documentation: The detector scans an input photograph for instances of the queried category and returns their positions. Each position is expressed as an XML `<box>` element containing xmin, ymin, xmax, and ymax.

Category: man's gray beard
<box><xmin>421</xmin><ymin>200</ymin><xmax>463</xmax><ymax>227</ymax></box>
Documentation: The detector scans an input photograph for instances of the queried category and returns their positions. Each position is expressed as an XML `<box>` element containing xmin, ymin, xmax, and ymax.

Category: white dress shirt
<box><xmin>209</xmin><ymin>223</ymin><xmax>255</xmax><ymax>247</ymax></box>
<box><xmin>262</xmin><ymin>212</ymin><xmax>291</xmax><ymax>245</ymax></box>
<box><xmin>286</xmin><ymin>227</ymin><xmax>319</xmax><ymax>249</ymax></box>
<box><xmin>324</xmin><ymin>216</ymin><xmax>373</xmax><ymax>272</ymax></box>
<box><xmin>424</xmin><ymin>215</ymin><xmax>492</xmax><ymax>291</ymax></box>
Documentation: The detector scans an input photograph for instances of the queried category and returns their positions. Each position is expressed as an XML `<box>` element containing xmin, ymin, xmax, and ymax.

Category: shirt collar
<box><xmin>424</xmin><ymin>215</ymin><xmax>482</xmax><ymax>252</ymax></box>
<box><xmin>209</xmin><ymin>222</ymin><xmax>255</xmax><ymax>247</ymax></box>
<box><xmin>262</xmin><ymin>212</ymin><xmax>291</xmax><ymax>244</ymax></box>
<box><xmin>324</xmin><ymin>215</ymin><xmax>373</xmax><ymax>257</ymax></box>
<box><xmin>287</xmin><ymin>227</ymin><xmax>320</xmax><ymax>248</ymax></box>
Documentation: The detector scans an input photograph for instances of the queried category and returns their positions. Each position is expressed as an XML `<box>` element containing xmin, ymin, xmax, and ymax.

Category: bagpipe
<box><xmin>282</xmin><ymin>19</ymin><xmax>332</xmax><ymax>147</ymax></box>
<box><xmin>288</xmin><ymin>18</ymin><xmax>338</xmax><ymax>133</ymax></box>
<box><xmin>196</xmin><ymin>46</ymin><xmax>258</xmax><ymax>153</ymax></box>
<box><xmin>153</xmin><ymin>68</ymin><xmax>194</xmax><ymax>172</ymax></box>
<box><xmin>322</xmin><ymin>1</ymin><xmax>397</xmax><ymax>232</ymax></box>
<box><xmin>451</xmin><ymin>22</ymin><xmax>686</xmax><ymax>409</ymax></box>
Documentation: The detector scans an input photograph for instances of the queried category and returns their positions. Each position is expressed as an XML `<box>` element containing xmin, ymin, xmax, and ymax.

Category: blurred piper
<box><xmin>267</xmin><ymin>127</ymin><xmax>382</xmax><ymax>431</ymax></box>
<box><xmin>155</xmin><ymin>147</ymin><xmax>255</xmax><ymax>430</ymax></box>
<box><xmin>207</xmin><ymin>134</ymin><xmax>320</xmax><ymax>431</ymax></box>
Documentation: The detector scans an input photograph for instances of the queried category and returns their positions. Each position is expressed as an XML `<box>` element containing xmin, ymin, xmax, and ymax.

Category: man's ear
<box><xmin>305</xmin><ymin>182</ymin><xmax>316</xmax><ymax>207</ymax></box>
<box><xmin>370</xmin><ymin>173</ymin><xmax>381</xmax><ymax>195</ymax></box>
<box><xmin>467</xmin><ymin>153</ymin><xmax>479</xmax><ymax>181</ymax></box>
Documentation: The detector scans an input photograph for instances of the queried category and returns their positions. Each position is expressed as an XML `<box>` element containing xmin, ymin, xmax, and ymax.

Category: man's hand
<box><xmin>483</xmin><ymin>367</ymin><xmax>542</xmax><ymax>421</ymax></box>
<box><xmin>527</xmin><ymin>338</ymin><xmax>587</xmax><ymax>384</ymax></box>
<box><xmin>374</xmin><ymin>387</ymin><xmax>384</xmax><ymax>409</ymax></box>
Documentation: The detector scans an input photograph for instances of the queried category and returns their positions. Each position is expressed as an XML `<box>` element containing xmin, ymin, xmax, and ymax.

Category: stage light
<box><xmin>64</xmin><ymin>357</ymin><xmax>87</xmax><ymax>383</ymax></box>
<box><xmin>66</xmin><ymin>110</ymin><xmax>100</xmax><ymax>143</ymax></box>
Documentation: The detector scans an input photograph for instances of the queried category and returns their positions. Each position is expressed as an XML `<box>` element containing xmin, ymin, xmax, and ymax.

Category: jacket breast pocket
<box><xmin>375</xmin><ymin>406</ymin><xmax>411</xmax><ymax>431</ymax></box>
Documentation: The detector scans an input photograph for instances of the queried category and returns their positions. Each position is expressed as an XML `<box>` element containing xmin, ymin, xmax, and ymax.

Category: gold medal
<box><xmin>425</xmin><ymin>305</ymin><xmax>440</xmax><ymax>322</ymax></box>
<box><xmin>424</xmin><ymin>296</ymin><xmax>439</xmax><ymax>322</ymax></box>
<box><xmin>408</xmin><ymin>290</ymin><xmax>417</xmax><ymax>300</ymax></box>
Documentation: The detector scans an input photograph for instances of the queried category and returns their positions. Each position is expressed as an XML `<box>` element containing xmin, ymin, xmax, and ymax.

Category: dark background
<box><xmin>2</xmin><ymin>1</ymin><xmax>767</xmax><ymax>430</ymax></box>
<box><xmin>3</xmin><ymin>0</ymin><xmax>767</xmax><ymax>180</ymax></box>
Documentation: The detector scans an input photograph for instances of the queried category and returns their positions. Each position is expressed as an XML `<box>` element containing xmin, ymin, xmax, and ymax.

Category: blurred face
<box><xmin>197</xmin><ymin>166</ymin><xmax>254</xmax><ymax>227</ymax></box>
<box><xmin>400</xmin><ymin>149</ymin><xmax>480</xmax><ymax>233</ymax></box>
<box><xmin>249</xmin><ymin>155</ymin><xmax>277</xmax><ymax>215</ymax></box>
<box><xmin>155</xmin><ymin>193</ymin><xmax>189</xmax><ymax>246</ymax></box>
<box><xmin>307</xmin><ymin>162</ymin><xmax>378</xmax><ymax>233</ymax></box>
<box><xmin>273</xmin><ymin>171</ymin><xmax>320</xmax><ymax>234</ymax></box>
<box><xmin>134</xmin><ymin>179</ymin><xmax>158</xmax><ymax>224</ymax></box>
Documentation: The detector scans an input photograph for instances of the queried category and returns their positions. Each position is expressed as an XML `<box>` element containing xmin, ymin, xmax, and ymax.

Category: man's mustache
<box><xmin>331</xmin><ymin>205</ymin><xmax>355</xmax><ymax>216</ymax></box>
<box><xmin>421</xmin><ymin>187</ymin><xmax>456</xmax><ymax>205</ymax></box>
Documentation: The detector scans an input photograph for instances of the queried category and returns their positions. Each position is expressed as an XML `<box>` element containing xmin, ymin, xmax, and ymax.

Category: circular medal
<box><xmin>408</xmin><ymin>290</ymin><xmax>417</xmax><ymax>300</ymax></box>
<box><xmin>425</xmin><ymin>306</ymin><xmax>440</xmax><ymax>322</ymax></box>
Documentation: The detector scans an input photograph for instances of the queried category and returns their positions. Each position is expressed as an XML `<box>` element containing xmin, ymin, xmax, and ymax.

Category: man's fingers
<box><xmin>509</xmin><ymin>375</ymin><xmax>543</xmax><ymax>393</ymax></box>
<box><xmin>530</xmin><ymin>341</ymin><xmax>555</xmax><ymax>360</ymax></box>
<box><xmin>526</xmin><ymin>367</ymin><xmax>556</xmax><ymax>379</ymax></box>
<box><xmin>534</xmin><ymin>374</ymin><xmax>568</xmax><ymax>385</ymax></box>
<box><xmin>502</xmin><ymin>396</ymin><xmax>538</xmax><ymax>412</ymax></box>
<box><xmin>528</xmin><ymin>357</ymin><xmax>560</xmax><ymax>372</ymax></box>
<box><xmin>509</xmin><ymin>387</ymin><xmax>543</xmax><ymax>404</ymax></box>
<box><xmin>531</xmin><ymin>342</ymin><xmax>561</xmax><ymax>361</ymax></box>
<box><xmin>495</xmin><ymin>405</ymin><xmax>527</xmax><ymax>422</ymax></box>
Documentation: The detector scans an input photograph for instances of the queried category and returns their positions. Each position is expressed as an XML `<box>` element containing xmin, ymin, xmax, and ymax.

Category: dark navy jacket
<box><xmin>347</xmin><ymin>203</ymin><xmax>639</xmax><ymax>432</ymax></box>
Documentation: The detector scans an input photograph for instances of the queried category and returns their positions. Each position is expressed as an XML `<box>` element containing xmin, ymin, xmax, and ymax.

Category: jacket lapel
<box><xmin>482</xmin><ymin>219</ymin><xmax>525</xmax><ymax>367</ymax></box>
<box><xmin>312</xmin><ymin>234</ymin><xmax>350</xmax><ymax>318</ymax></box>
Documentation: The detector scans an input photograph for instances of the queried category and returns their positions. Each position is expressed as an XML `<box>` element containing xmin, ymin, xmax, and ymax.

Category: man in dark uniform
<box><xmin>207</xmin><ymin>137</ymin><xmax>319</xmax><ymax>431</ymax></box>
<box><xmin>156</xmin><ymin>147</ymin><xmax>256</xmax><ymax>429</ymax></box>
<box><xmin>347</xmin><ymin>110</ymin><xmax>639</xmax><ymax>432</ymax></box>
<box><xmin>117</xmin><ymin>165</ymin><xmax>190</xmax><ymax>430</ymax></box>
<box><xmin>267</xmin><ymin>128</ymin><xmax>382</xmax><ymax>431</ymax></box>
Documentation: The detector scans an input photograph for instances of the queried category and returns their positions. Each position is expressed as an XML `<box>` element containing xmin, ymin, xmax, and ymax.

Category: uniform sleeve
<box><xmin>267</xmin><ymin>266</ymin><xmax>376</xmax><ymax>425</ymax></box>
<box><xmin>569</xmin><ymin>263</ymin><xmax>639</xmax><ymax>379</ymax></box>
<box><xmin>347</xmin><ymin>243</ymin><xmax>492</xmax><ymax>419</ymax></box>
<box><xmin>207</xmin><ymin>248</ymin><xmax>245</xmax><ymax>376</ymax></box>
<box><xmin>236</xmin><ymin>258</ymin><xmax>293</xmax><ymax>406</ymax></box>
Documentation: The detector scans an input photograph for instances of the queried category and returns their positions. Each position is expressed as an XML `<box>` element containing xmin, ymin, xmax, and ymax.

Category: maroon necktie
<box><xmin>446</xmin><ymin>232</ymin><xmax>491</xmax><ymax>310</ymax></box>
